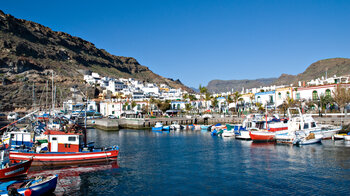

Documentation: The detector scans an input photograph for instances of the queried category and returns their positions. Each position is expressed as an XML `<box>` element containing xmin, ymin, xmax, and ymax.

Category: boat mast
<box><xmin>265</xmin><ymin>104</ymin><xmax>268</xmax><ymax>130</ymax></box>
<box><xmin>52</xmin><ymin>70</ymin><xmax>54</xmax><ymax>113</ymax></box>
<box><xmin>32</xmin><ymin>82</ymin><xmax>35</xmax><ymax>110</ymax></box>
<box><xmin>46</xmin><ymin>80</ymin><xmax>48</xmax><ymax>111</ymax></box>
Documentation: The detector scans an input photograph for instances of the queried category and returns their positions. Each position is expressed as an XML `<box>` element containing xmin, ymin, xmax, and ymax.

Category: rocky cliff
<box><xmin>0</xmin><ymin>10</ymin><xmax>190</xmax><ymax>111</ymax></box>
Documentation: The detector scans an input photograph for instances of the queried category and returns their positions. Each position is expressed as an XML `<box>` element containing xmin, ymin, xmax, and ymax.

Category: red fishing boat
<box><xmin>9</xmin><ymin>128</ymin><xmax>119</xmax><ymax>166</ymax></box>
<box><xmin>0</xmin><ymin>149</ymin><xmax>33</xmax><ymax>179</ymax></box>
<box><xmin>249</xmin><ymin>130</ymin><xmax>276</xmax><ymax>142</ymax></box>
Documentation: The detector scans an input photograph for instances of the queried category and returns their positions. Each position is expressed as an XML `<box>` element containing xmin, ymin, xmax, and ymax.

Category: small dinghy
<box><xmin>293</xmin><ymin>133</ymin><xmax>322</xmax><ymax>145</ymax></box>
<box><xmin>0</xmin><ymin>174</ymin><xmax>58</xmax><ymax>196</ymax></box>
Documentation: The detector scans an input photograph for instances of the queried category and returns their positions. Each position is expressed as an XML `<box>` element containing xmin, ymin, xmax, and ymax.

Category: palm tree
<box><xmin>232</xmin><ymin>91</ymin><xmax>243</xmax><ymax>112</ymax></box>
<box><xmin>131</xmin><ymin>101</ymin><xmax>137</xmax><ymax>110</ymax></box>
<box><xmin>182</xmin><ymin>93</ymin><xmax>189</xmax><ymax>101</ymax></box>
<box><xmin>204</xmin><ymin>92</ymin><xmax>212</xmax><ymax>110</ymax></box>
<box><xmin>185</xmin><ymin>103</ymin><xmax>192</xmax><ymax>114</ymax></box>
<box><xmin>199</xmin><ymin>85</ymin><xmax>208</xmax><ymax>100</ymax></box>
<box><xmin>211</xmin><ymin>96</ymin><xmax>218</xmax><ymax>112</ymax></box>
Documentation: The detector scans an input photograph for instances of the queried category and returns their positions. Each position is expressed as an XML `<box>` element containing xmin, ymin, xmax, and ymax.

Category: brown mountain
<box><xmin>0</xmin><ymin>10</ymin><xmax>190</xmax><ymax>111</ymax></box>
<box><xmin>207</xmin><ymin>78</ymin><xmax>277</xmax><ymax>93</ymax></box>
<box><xmin>273</xmin><ymin>58</ymin><xmax>350</xmax><ymax>85</ymax></box>
<box><xmin>207</xmin><ymin>58</ymin><xmax>350</xmax><ymax>93</ymax></box>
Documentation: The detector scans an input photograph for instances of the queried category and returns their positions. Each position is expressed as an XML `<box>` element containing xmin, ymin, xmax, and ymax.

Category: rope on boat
<box><xmin>0</xmin><ymin>110</ymin><xmax>38</xmax><ymax>131</ymax></box>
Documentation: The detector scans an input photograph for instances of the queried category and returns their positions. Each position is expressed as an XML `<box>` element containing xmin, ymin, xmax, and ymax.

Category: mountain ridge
<box><xmin>207</xmin><ymin>58</ymin><xmax>350</xmax><ymax>93</ymax></box>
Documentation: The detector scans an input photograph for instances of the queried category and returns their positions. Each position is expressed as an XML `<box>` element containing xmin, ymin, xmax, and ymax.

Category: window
<box><xmin>137</xmin><ymin>104</ymin><xmax>141</xmax><ymax>110</ymax></box>
<box><xmin>52</xmin><ymin>137</ymin><xmax>57</xmax><ymax>141</ymax></box>
<box><xmin>325</xmin><ymin>89</ymin><xmax>331</xmax><ymax>97</ymax></box>
<box><xmin>68</xmin><ymin>136</ymin><xmax>76</xmax><ymax>142</ymax></box>
<box><xmin>112</xmin><ymin>105</ymin><xmax>114</xmax><ymax>108</ymax></box>
<box><xmin>257</xmin><ymin>96</ymin><xmax>261</xmax><ymax>102</ymax></box>
<box><xmin>269</xmin><ymin>95</ymin><xmax>273</xmax><ymax>103</ymax></box>
<box><xmin>304</xmin><ymin>123</ymin><xmax>309</xmax><ymax>129</ymax></box>
<box><xmin>311</xmin><ymin>122</ymin><xmax>316</xmax><ymax>128</ymax></box>
<box><xmin>296</xmin><ymin>93</ymin><xmax>300</xmax><ymax>100</ymax></box>
<box><xmin>286</xmin><ymin>92</ymin><xmax>290</xmax><ymax>98</ymax></box>
<box><xmin>177</xmin><ymin>104</ymin><xmax>180</xmax><ymax>109</ymax></box>
<box><xmin>112</xmin><ymin>111</ymin><xmax>115</xmax><ymax>114</ymax></box>
<box><xmin>278</xmin><ymin>92</ymin><xmax>281</xmax><ymax>99</ymax></box>
<box><xmin>312</xmin><ymin>91</ymin><xmax>318</xmax><ymax>100</ymax></box>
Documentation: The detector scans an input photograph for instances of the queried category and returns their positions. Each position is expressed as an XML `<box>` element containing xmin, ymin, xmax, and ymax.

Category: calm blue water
<box><xmin>31</xmin><ymin>129</ymin><xmax>350</xmax><ymax>195</ymax></box>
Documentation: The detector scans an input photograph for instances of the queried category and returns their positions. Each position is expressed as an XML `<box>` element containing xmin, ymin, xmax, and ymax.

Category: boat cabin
<box><xmin>8</xmin><ymin>131</ymin><xmax>34</xmax><ymax>148</ymax></box>
<box><xmin>44</xmin><ymin>130</ymin><xmax>82</xmax><ymax>152</ymax></box>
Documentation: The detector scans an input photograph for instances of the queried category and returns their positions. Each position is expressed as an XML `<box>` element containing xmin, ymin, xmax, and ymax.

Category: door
<box><xmin>51</xmin><ymin>137</ymin><xmax>58</xmax><ymax>152</ymax></box>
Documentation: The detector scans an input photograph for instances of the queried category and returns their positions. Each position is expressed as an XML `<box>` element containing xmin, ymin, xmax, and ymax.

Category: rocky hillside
<box><xmin>207</xmin><ymin>58</ymin><xmax>350</xmax><ymax>93</ymax></box>
<box><xmin>207</xmin><ymin>78</ymin><xmax>277</xmax><ymax>93</ymax></box>
<box><xmin>0</xmin><ymin>10</ymin><xmax>190</xmax><ymax>111</ymax></box>
<box><xmin>273</xmin><ymin>58</ymin><xmax>350</xmax><ymax>85</ymax></box>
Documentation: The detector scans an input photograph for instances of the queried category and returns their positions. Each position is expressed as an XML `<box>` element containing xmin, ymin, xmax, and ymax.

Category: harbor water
<box><xmin>32</xmin><ymin>129</ymin><xmax>350</xmax><ymax>195</ymax></box>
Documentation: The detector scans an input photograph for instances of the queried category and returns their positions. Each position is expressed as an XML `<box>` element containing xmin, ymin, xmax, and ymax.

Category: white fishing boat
<box><xmin>222</xmin><ymin>129</ymin><xmax>235</xmax><ymax>137</ymax></box>
<box><xmin>275</xmin><ymin>108</ymin><xmax>341</xmax><ymax>144</ymax></box>
<box><xmin>170</xmin><ymin>122</ymin><xmax>181</xmax><ymax>130</ymax></box>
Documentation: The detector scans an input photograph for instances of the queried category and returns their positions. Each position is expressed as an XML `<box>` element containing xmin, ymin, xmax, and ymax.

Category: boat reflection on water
<box><xmin>28</xmin><ymin>161</ymin><xmax>119</xmax><ymax>195</ymax></box>
<box><xmin>250</xmin><ymin>141</ymin><xmax>275</xmax><ymax>148</ymax></box>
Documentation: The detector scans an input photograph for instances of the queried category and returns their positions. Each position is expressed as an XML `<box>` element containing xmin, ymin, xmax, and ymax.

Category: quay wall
<box><xmin>88</xmin><ymin>115</ymin><xmax>350</xmax><ymax>131</ymax></box>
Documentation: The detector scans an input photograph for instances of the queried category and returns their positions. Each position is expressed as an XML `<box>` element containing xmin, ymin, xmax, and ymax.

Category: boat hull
<box><xmin>152</xmin><ymin>127</ymin><xmax>162</xmax><ymax>131</ymax></box>
<box><xmin>344</xmin><ymin>135</ymin><xmax>350</xmax><ymax>141</ymax></box>
<box><xmin>312</xmin><ymin>129</ymin><xmax>340</xmax><ymax>139</ymax></box>
<box><xmin>235</xmin><ymin>130</ymin><xmax>251</xmax><ymax>140</ymax></box>
<box><xmin>249</xmin><ymin>131</ymin><xmax>275</xmax><ymax>142</ymax></box>
<box><xmin>10</xmin><ymin>175</ymin><xmax>58</xmax><ymax>196</ymax></box>
<box><xmin>0</xmin><ymin>159</ymin><xmax>32</xmax><ymax>179</ymax></box>
<box><xmin>222</xmin><ymin>130</ymin><xmax>235</xmax><ymax>137</ymax></box>
<box><xmin>9</xmin><ymin>150</ymin><xmax>119</xmax><ymax>166</ymax></box>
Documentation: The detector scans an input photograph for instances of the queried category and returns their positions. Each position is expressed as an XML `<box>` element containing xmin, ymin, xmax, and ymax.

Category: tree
<box><xmin>333</xmin><ymin>85</ymin><xmax>350</xmax><ymax>113</ymax></box>
<box><xmin>319</xmin><ymin>94</ymin><xmax>333</xmax><ymax>111</ymax></box>
<box><xmin>149</xmin><ymin>97</ymin><xmax>156</xmax><ymax>112</ymax></box>
<box><xmin>211</xmin><ymin>97</ymin><xmax>218</xmax><ymax>111</ymax></box>
<box><xmin>131</xmin><ymin>101</ymin><xmax>137</xmax><ymax>110</ymax></box>
<box><xmin>123</xmin><ymin>102</ymin><xmax>129</xmax><ymax>110</ymax></box>
<box><xmin>199</xmin><ymin>85</ymin><xmax>208</xmax><ymax>100</ymax></box>
<box><xmin>159</xmin><ymin>100</ymin><xmax>171</xmax><ymax>113</ymax></box>
<box><xmin>189</xmin><ymin>94</ymin><xmax>197</xmax><ymax>101</ymax></box>
<box><xmin>232</xmin><ymin>91</ymin><xmax>243</xmax><ymax>112</ymax></box>
<box><xmin>204</xmin><ymin>92</ymin><xmax>212</xmax><ymax>109</ymax></box>
<box><xmin>185</xmin><ymin>103</ymin><xmax>192</xmax><ymax>113</ymax></box>
<box><xmin>182</xmin><ymin>93</ymin><xmax>189</xmax><ymax>101</ymax></box>
<box><xmin>256</xmin><ymin>102</ymin><xmax>264</xmax><ymax>113</ymax></box>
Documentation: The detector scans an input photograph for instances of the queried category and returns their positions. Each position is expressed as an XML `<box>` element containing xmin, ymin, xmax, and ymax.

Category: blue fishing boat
<box><xmin>162</xmin><ymin>126</ymin><xmax>170</xmax><ymax>131</ymax></box>
<box><xmin>0</xmin><ymin>174</ymin><xmax>58</xmax><ymax>196</ymax></box>
<box><xmin>152</xmin><ymin>122</ymin><xmax>163</xmax><ymax>131</ymax></box>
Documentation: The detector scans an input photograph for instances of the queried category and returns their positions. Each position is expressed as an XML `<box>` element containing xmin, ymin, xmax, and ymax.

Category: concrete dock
<box><xmin>88</xmin><ymin>114</ymin><xmax>350</xmax><ymax>131</ymax></box>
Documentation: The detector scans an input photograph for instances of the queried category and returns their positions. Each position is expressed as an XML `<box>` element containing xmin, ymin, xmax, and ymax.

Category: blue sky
<box><xmin>2</xmin><ymin>0</ymin><xmax>350</xmax><ymax>88</ymax></box>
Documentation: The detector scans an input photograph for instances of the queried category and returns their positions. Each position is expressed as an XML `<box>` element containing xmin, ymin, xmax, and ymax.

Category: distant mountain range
<box><xmin>0</xmin><ymin>10</ymin><xmax>191</xmax><ymax>111</ymax></box>
<box><xmin>207</xmin><ymin>58</ymin><xmax>350</xmax><ymax>93</ymax></box>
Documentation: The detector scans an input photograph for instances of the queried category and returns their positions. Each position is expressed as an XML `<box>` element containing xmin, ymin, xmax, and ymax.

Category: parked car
<box><xmin>108</xmin><ymin>115</ymin><xmax>117</xmax><ymax>119</ymax></box>
<box><xmin>7</xmin><ymin>112</ymin><xmax>18</xmax><ymax>120</ymax></box>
